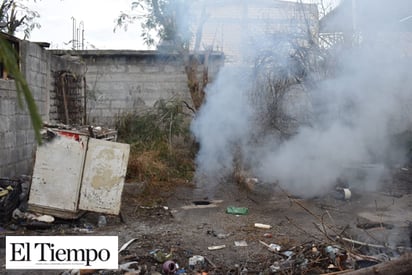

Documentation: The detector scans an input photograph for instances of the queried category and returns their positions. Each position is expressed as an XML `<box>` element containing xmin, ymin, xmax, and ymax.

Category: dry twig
<box><xmin>337</xmin><ymin>236</ymin><xmax>388</xmax><ymax>249</ymax></box>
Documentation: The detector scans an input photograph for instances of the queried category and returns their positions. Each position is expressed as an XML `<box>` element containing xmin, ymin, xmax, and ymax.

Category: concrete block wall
<box><xmin>0</xmin><ymin>41</ymin><xmax>50</xmax><ymax>178</ymax></box>
<box><xmin>50</xmin><ymin>50</ymin><xmax>224</xmax><ymax>127</ymax></box>
<box><xmin>20</xmin><ymin>41</ymin><xmax>85</xmax><ymax>125</ymax></box>
<box><xmin>20</xmin><ymin>41</ymin><xmax>52</xmax><ymax>121</ymax></box>
<box><xmin>1</xmin><ymin>46</ymin><xmax>220</xmax><ymax>177</ymax></box>
<box><xmin>0</xmin><ymin>80</ymin><xmax>33</xmax><ymax>177</ymax></box>
<box><xmin>0</xmin><ymin>40</ymin><xmax>85</xmax><ymax>178</ymax></box>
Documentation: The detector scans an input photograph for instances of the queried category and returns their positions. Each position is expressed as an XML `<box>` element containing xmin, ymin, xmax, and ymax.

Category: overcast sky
<box><xmin>22</xmin><ymin>0</ymin><xmax>143</xmax><ymax>49</ymax></box>
<box><xmin>21</xmin><ymin>0</ymin><xmax>339</xmax><ymax>50</ymax></box>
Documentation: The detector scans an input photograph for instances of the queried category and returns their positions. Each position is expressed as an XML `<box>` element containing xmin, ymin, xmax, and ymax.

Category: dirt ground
<box><xmin>1</xmin><ymin>166</ymin><xmax>412</xmax><ymax>274</ymax></box>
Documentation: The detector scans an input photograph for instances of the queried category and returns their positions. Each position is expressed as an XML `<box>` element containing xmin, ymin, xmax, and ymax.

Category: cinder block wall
<box><xmin>1</xmin><ymin>46</ymin><xmax>222</xmax><ymax>178</ymax></box>
<box><xmin>0</xmin><ymin>40</ymin><xmax>84</xmax><ymax>178</ymax></box>
<box><xmin>50</xmin><ymin>50</ymin><xmax>224</xmax><ymax>127</ymax></box>
<box><xmin>0</xmin><ymin>80</ymin><xmax>30</xmax><ymax>177</ymax></box>
<box><xmin>82</xmin><ymin>51</ymin><xmax>223</xmax><ymax>126</ymax></box>
<box><xmin>0</xmin><ymin>41</ymin><xmax>50</xmax><ymax>178</ymax></box>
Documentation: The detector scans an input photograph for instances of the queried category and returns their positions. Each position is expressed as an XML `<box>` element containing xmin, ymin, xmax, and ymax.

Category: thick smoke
<box><xmin>191</xmin><ymin>65</ymin><xmax>255</xmax><ymax>185</ymax></box>
<box><xmin>191</xmin><ymin>1</ymin><xmax>412</xmax><ymax>197</ymax></box>
<box><xmin>257</xmin><ymin>42</ymin><xmax>412</xmax><ymax>197</ymax></box>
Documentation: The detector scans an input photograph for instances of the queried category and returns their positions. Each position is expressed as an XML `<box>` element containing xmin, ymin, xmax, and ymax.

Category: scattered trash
<box><xmin>12</xmin><ymin>208</ymin><xmax>54</xmax><ymax>223</ymax></box>
<box><xmin>34</xmin><ymin>214</ymin><xmax>54</xmax><ymax>223</ymax></box>
<box><xmin>281</xmin><ymin>250</ymin><xmax>294</xmax><ymax>259</ymax></box>
<box><xmin>42</xmin><ymin>122</ymin><xmax>118</xmax><ymax>141</ymax></box>
<box><xmin>234</xmin><ymin>240</ymin><xmax>248</xmax><ymax>247</ymax></box>
<box><xmin>188</xmin><ymin>255</ymin><xmax>205</xmax><ymax>269</ymax></box>
<box><xmin>150</xmin><ymin>249</ymin><xmax>173</xmax><ymax>262</ymax></box>
<box><xmin>207</xmin><ymin>245</ymin><xmax>226</xmax><ymax>251</ymax></box>
<box><xmin>327</xmin><ymin>263</ymin><xmax>336</xmax><ymax>269</ymax></box>
<box><xmin>342</xmin><ymin>188</ymin><xmax>351</xmax><ymax>200</ymax></box>
<box><xmin>244</xmin><ymin>177</ymin><xmax>259</xmax><ymax>190</ymax></box>
<box><xmin>119</xmin><ymin>261</ymin><xmax>139</xmax><ymax>272</ymax></box>
<box><xmin>254</xmin><ymin>223</ymin><xmax>272</xmax><ymax>229</ymax></box>
<box><xmin>175</xmin><ymin>268</ymin><xmax>186</xmax><ymax>274</ymax></box>
<box><xmin>163</xmin><ymin>260</ymin><xmax>177</xmax><ymax>274</ymax></box>
<box><xmin>259</xmin><ymin>240</ymin><xmax>281</xmax><ymax>252</ymax></box>
<box><xmin>0</xmin><ymin>186</ymin><xmax>13</xmax><ymax>197</ymax></box>
<box><xmin>119</xmin><ymin>238</ymin><xmax>138</xmax><ymax>253</ymax></box>
<box><xmin>268</xmin><ymin>243</ymin><xmax>281</xmax><ymax>252</ymax></box>
<box><xmin>97</xmin><ymin>215</ymin><xmax>107</xmax><ymax>227</ymax></box>
<box><xmin>226</xmin><ymin>206</ymin><xmax>248</xmax><ymax>215</ymax></box>
<box><xmin>324</xmin><ymin>245</ymin><xmax>348</xmax><ymax>269</ymax></box>
<box><xmin>269</xmin><ymin>263</ymin><xmax>280</xmax><ymax>273</ymax></box>
<box><xmin>217</xmin><ymin>233</ymin><xmax>230</xmax><ymax>239</ymax></box>
<box><xmin>263</xmin><ymin>233</ymin><xmax>272</xmax><ymax>238</ymax></box>
<box><xmin>324</xmin><ymin>245</ymin><xmax>340</xmax><ymax>260</ymax></box>
<box><xmin>246</xmin><ymin>177</ymin><xmax>259</xmax><ymax>183</ymax></box>
<box><xmin>334</xmin><ymin>187</ymin><xmax>352</xmax><ymax>200</ymax></box>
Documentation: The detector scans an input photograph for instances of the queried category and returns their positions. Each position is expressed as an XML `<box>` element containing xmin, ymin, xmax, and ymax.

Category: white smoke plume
<box><xmin>191</xmin><ymin>65</ymin><xmax>255</xmax><ymax>185</ymax></box>
<box><xmin>191</xmin><ymin>0</ymin><xmax>412</xmax><ymax>197</ymax></box>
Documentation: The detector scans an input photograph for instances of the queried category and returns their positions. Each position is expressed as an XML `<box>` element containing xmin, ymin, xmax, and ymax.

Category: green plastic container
<box><xmin>226</xmin><ymin>206</ymin><xmax>249</xmax><ymax>215</ymax></box>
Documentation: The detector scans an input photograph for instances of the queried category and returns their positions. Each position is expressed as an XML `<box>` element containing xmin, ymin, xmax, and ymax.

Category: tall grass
<box><xmin>116</xmin><ymin>99</ymin><xmax>195</xmax><ymax>183</ymax></box>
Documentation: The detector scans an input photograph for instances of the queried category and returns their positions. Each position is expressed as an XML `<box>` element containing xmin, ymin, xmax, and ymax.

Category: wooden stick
<box><xmin>337</xmin><ymin>236</ymin><xmax>388</xmax><ymax>249</ymax></box>
<box><xmin>203</xmin><ymin>255</ymin><xmax>216</xmax><ymax>268</ymax></box>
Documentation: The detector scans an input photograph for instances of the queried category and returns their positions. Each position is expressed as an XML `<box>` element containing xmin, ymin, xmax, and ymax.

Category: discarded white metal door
<box><xmin>29</xmin><ymin>135</ymin><xmax>88</xmax><ymax>215</ymax></box>
<box><xmin>29</xmin><ymin>132</ymin><xmax>130</xmax><ymax>218</ymax></box>
<box><xmin>78</xmin><ymin>138</ymin><xmax>130</xmax><ymax>215</ymax></box>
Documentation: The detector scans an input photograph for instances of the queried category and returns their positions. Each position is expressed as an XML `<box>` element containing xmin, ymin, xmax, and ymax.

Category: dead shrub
<box><xmin>126</xmin><ymin>150</ymin><xmax>169</xmax><ymax>182</ymax></box>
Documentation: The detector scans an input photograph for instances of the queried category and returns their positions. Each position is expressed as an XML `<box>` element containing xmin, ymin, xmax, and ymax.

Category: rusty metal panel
<box><xmin>28</xmin><ymin>135</ymin><xmax>88</xmax><ymax>212</ymax></box>
<box><xmin>78</xmin><ymin>138</ymin><xmax>130</xmax><ymax>215</ymax></box>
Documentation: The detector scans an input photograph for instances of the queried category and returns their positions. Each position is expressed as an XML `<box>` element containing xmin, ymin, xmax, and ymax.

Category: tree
<box><xmin>116</xmin><ymin>0</ymin><xmax>210</xmax><ymax>111</ymax></box>
<box><xmin>0</xmin><ymin>0</ymin><xmax>40</xmax><ymax>39</ymax></box>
